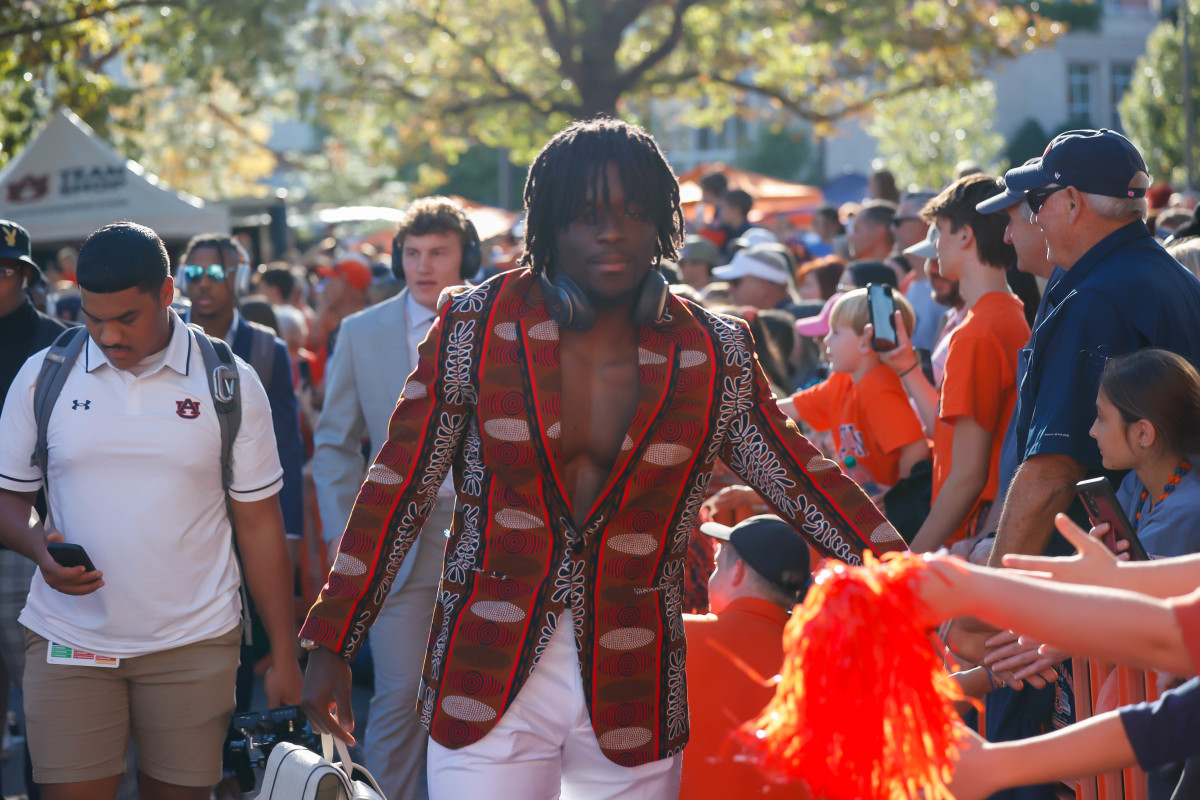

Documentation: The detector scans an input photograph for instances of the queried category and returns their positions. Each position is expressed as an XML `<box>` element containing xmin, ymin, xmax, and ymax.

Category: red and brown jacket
<box><xmin>300</xmin><ymin>269</ymin><xmax>904</xmax><ymax>766</ymax></box>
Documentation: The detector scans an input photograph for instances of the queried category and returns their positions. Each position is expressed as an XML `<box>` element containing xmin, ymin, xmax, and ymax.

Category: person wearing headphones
<box><xmin>300</xmin><ymin>119</ymin><xmax>901</xmax><ymax>799</ymax></box>
<box><xmin>310</xmin><ymin>196</ymin><xmax>479</xmax><ymax>800</ymax></box>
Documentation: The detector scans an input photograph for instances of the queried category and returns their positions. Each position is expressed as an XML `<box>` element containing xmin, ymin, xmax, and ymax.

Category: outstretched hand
<box><xmin>1002</xmin><ymin>514</ymin><xmax>1121</xmax><ymax>585</ymax></box>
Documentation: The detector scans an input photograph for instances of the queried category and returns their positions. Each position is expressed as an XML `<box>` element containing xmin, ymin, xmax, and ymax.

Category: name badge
<box><xmin>47</xmin><ymin>641</ymin><xmax>120</xmax><ymax>668</ymax></box>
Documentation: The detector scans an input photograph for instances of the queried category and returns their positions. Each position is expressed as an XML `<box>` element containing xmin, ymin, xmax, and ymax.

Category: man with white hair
<box><xmin>983</xmin><ymin>128</ymin><xmax>1200</xmax><ymax>566</ymax></box>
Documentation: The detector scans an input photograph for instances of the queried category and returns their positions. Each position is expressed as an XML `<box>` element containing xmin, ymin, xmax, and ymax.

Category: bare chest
<box><xmin>558</xmin><ymin>344</ymin><xmax>640</xmax><ymax>520</ymax></box>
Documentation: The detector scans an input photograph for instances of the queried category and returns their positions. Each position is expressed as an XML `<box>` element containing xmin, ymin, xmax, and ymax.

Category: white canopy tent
<box><xmin>0</xmin><ymin>108</ymin><xmax>228</xmax><ymax>244</ymax></box>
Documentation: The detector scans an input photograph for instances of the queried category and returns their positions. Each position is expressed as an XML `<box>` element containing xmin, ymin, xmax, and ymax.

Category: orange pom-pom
<box><xmin>737</xmin><ymin>551</ymin><xmax>966</xmax><ymax>800</ymax></box>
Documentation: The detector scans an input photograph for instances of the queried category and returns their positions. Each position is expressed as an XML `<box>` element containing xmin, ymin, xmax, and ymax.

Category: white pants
<box><xmin>426</xmin><ymin>611</ymin><xmax>683</xmax><ymax>800</ymax></box>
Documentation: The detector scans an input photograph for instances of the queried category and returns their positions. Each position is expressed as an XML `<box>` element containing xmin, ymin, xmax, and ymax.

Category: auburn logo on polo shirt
<box><xmin>175</xmin><ymin>399</ymin><xmax>201</xmax><ymax>419</ymax></box>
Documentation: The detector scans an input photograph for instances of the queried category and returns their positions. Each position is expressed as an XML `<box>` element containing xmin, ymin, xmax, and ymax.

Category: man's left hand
<box><xmin>264</xmin><ymin>654</ymin><xmax>305</xmax><ymax>707</ymax></box>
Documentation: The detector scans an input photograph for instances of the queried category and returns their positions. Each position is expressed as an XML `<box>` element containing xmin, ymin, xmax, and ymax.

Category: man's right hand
<box><xmin>301</xmin><ymin>646</ymin><xmax>356</xmax><ymax>744</ymax></box>
<box><xmin>38</xmin><ymin>530</ymin><xmax>103</xmax><ymax>596</ymax></box>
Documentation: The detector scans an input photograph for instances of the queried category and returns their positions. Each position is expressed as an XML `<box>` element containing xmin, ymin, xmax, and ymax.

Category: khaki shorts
<box><xmin>23</xmin><ymin>626</ymin><xmax>241</xmax><ymax>786</ymax></box>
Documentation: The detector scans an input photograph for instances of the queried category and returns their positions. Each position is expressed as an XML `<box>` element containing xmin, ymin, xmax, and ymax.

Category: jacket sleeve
<box><xmin>310</xmin><ymin>321</ymin><xmax>370</xmax><ymax>546</ymax></box>
<box><xmin>266</xmin><ymin>339</ymin><xmax>305</xmax><ymax>539</ymax></box>
<box><xmin>718</xmin><ymin>319</ymin><xmax>906</xmax><ymax>564</ymax></box>
<box><xmin>301</xmin><ymin>309</ymin><xmax>473</xmax><ymax>658</ymax></box>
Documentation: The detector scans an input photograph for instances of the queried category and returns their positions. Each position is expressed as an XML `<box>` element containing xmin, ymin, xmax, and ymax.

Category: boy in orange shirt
<box><xmin>779</xmin><ymin>289</ymin><xmax>928</xmax><ymax>488</ymax></box>
<box><xmin>879</xmin><ymin>174</ymin><xmax>1030</xmax><ymax>551</ymax></box>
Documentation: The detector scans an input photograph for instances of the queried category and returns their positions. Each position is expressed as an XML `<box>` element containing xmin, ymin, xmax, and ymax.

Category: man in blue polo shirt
<box><xmin>988</xmin><ymin>129</ymin><xmax>1200</xmax><ymax>567</ymax></box>
<box><xmin>968</xmin><ymin>130</ymin><xmax>1200</xmax><ymax>800</ymax></box>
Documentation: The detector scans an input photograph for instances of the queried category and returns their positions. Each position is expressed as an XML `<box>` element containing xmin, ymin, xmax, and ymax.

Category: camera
<box><xmin>227</xmin><ymin>705</ymin><xmax>320</xmax><ymax>791</ymax></box>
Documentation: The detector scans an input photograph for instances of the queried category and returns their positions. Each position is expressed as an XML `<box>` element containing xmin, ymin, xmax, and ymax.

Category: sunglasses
<box><xmin>1025</xmin><ymin>185</ymin><xmax>1066</xmax><ymax>216</ymax></box>
<box><xmin>183</xmin><ymin>263</ymin><xmax>229</xmax><ymax>282</ymax></box>
<box><xmin>0</xmin><ymin>266</ymin><xmax>20</xmax><ymax>279</ymax></box>
<box><xmin>891</xmin><ymin>216</ymin><xmax>922</xmax><ymax>228</ymax></box>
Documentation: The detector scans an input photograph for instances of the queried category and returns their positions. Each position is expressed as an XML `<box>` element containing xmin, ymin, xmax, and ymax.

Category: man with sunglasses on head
<box><xmin>178</xmin><ymin>235</ymin><xmax>304</xmax><ymax>556</ymax></box>
<box><xmin>177</xmin><ymin>235</ymin><xmax>305</xmax><ymax>799</ymax></box>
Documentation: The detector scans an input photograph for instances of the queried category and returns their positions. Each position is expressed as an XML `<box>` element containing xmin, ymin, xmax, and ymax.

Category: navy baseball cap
<box><xmin>700</xmin><ymin>514</ymin><xmax>811</xmax><ymax>598</ymax></box>
<box><xmin>0</xmin><ymin>219</ymin><xmax>43</xmax><ymax>284</ymax></box>
<box><xmin>976</xmin><ymin>159</ymin><xmax>1039</xmax><ymax>215</ymax></box>
<box><xmin>1002</xmin><ymin>129</ymin><xmax>1148</xmax><ymax>198</ymax></box>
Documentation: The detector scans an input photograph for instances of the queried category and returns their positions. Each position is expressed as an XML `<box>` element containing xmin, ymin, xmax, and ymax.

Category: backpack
<box><xmin>245</xmin><ymin>320</ymin><xmax>277</xmax><ymax>394</ymax></box>
<box><xmin>30</xmin><ymin>323</ymin><xmax>252</xmax><ymax>639</ymax></box>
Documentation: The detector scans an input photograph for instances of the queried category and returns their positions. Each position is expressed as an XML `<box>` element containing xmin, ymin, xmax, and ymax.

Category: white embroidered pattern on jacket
<box><xmin>444</xmin><ymin>319</ymin><xmax>478</xmax><ymax>405</ymax></box>
<box><xmin>665</xmin><ymin>648</ymin><xmax>687</xmax><ymax>738</ymax></box>
<box><xmin>429</xmin><ymin>587</ymin><xmax>461</xmax><ymax>680</ymax></box>
<box><xmin>726</xmin><ymin>416</ymin><xmax>801</xmax><ymax>517</ymax></box>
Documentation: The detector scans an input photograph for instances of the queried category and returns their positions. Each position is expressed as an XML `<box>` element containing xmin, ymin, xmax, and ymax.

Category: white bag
<box><xmin>258</xmin><ymin>732</ymin><xmax>386</xmax><ymax>800</ymax></box>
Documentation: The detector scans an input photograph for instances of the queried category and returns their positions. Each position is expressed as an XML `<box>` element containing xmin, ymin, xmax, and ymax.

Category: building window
<box><xmin>1068</xmin><ymin>63</ymin><xmax>1095</xmax><ymax>126</ymax></box>
<box><xmin>1111</xmin><ymin>63</ymin><xmax>1134</xmax><ymax>130</ymax></box>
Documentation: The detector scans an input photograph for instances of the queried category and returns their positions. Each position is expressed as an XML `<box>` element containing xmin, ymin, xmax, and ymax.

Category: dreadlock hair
<box><xmin>519</xmin><ymin>117</ymin><xmax>684</xmax><ymax>277</ymax></box>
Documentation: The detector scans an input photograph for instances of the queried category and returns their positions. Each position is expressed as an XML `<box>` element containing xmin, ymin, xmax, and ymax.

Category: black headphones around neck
<box><xmin>391</xmin><ymin>216</ymin><xmax>483</xmax><ymax>282</ymax></box>
<box><xmin>538</xmin><ymin>266</ymin><xmax>669</xmax><ymax>331</ymax></box>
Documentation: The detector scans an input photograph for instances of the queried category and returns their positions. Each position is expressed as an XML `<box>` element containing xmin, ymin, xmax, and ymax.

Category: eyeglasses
<box><xmin>891</xmin><ymin>216</ymin><xmax>922</xmax><ymax>228</ymax></box>
<box><xmin>183</xmin><ymin>263</ymin><xmax>228</xmax><ymax>282</ymax></box>
<box><xmin>1025</xmin><ymin>185</ymin><xmax>1066</xmax><ymax>217</ymax></box>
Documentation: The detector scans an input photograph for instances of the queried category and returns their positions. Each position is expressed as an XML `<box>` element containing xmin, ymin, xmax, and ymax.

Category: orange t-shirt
<box><xmin>790</xmin><ymin>364</ymin><xmax>926</xmax><ymax>486</ymax></box>
<box><xmin>933</xmin><ymin>291</ymin><xmax>1031</xmax><ymax>542</ymax></box>
<box><xmin>681</xmin><ymin>598</ymin><xmax>807</xmax><ymax>800</ymax></box>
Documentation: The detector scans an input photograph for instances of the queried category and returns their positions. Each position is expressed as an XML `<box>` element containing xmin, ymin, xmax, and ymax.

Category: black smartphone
<box><xmin>1075</xmin><ymin>477</ymin><xmax>1150</xmax><ymax>561</ymax></box>
<box><xmin>47</xmin><ymin>542</ymin><xmax>97</xmax><ymax>572</ymax></box>
<box><xmin>297</xmin><ymin>359</ymin><xmax>314</xmax><ymax>390</ymax></box>
<box><xmin>866</xmin><ymin>283</ymin><xmax>897</xmax><ymax>352</ymax></box>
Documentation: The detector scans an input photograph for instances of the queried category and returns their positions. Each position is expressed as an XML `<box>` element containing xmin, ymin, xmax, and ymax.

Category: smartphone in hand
<box><xmin>47</xmin><ymin>542</ymin><xmax>97</xmax><ymax>572</ymax></box>
<box><xmin>1075</xmin><ymin>477</ymin><xmax>1150</xmax><ymax>561</ymax></box>
<box><xmin>866</xmin><ymin>284</ymin><xmax>898</xmax><ymax>352</ymax></box>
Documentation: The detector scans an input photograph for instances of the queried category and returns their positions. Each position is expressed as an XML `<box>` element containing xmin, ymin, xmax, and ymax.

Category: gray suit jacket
<box><xmin>313</xmin><ymin>290</ymin><xmax>435</xmax><ymax>591</ymax></box>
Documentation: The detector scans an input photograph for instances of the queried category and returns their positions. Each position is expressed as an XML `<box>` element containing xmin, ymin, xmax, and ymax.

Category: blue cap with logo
<box><xmin>1002</xmin><ymin>129</ymin><xmax>1148</xmax><ymax>198</ymax></box>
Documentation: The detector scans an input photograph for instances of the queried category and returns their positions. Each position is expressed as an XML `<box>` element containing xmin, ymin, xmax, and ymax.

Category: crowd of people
<box><xmin>2</xmin><ymin>116</ymin><xmax>1200</xmax><ymax>800</ymax></box>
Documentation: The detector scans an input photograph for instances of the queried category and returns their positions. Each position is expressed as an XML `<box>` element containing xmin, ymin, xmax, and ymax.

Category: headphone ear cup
<box><xmin>539</xmin><ymin>271</ymin><xmax>595</xmax><ymax>331</ymax></box>
<box><xmin>460</xmin><ymin>219</ymin><xmax>483</xmax><ymax>279</ymax></box>
<box><xmin>236</xmin><ymin>262</ymin><xmax>253</xmax><ymax>297</ymax></box>
<box><xmin>391</xmin><ymin>243</ymin><xmax>402</xmax><ymax>280</ymax></box>
<box><xmin>632</xmin><ymin>269</ymin><xmax>670</xmax><ymax>326</ymax></box>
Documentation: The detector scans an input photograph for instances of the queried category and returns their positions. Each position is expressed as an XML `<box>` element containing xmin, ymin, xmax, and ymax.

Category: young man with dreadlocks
<box><xmin>300</xmin><ymin>118</ymin><xmax>904</xmax><ymax>799</ymax></box>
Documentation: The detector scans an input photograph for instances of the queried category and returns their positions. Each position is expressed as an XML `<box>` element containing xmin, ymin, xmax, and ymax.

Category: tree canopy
<box><xmin>0</xmin><ymin>0</ymin><xmax>306</xmax><ymax>195</ymax></box>
<box><xmin>1119</xmin><ymin>0</ymin><xmax>1199</xmax><ymax>186</ymax></box>
<box><xmin>2</xmin><ymin>0</ymin><xmax>1062</xmax><ymax>201</ymax></box>
<box><xmin>315</xmin><ymin>0</ymin><xmax>1060</xmax><ymax>170</ymax></box>
<box><xmin>867</xmin><ymin>80</ymin><xmax>1008</xmax><ymax>190</ymax></box>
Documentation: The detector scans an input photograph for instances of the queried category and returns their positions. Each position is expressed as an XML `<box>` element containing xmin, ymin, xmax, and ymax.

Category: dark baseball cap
<box><xmin>1002</xmin><ymin>129</ymin><xmax>1148</xmax><ymax>199</ymax></box>
<box><xmin>700</xmin><ymin>514</ymin><xmax>811</xmax><ymax>598</ymax></box>
<box><xmin>976</xmin><ymin>160</ymin><xmax>1039</xmax><ymax>215</ymax></box>
<box><xmin>0</xmin><ymin>219</ymin><xmax>43</xmax><ymax>284</ymax></box>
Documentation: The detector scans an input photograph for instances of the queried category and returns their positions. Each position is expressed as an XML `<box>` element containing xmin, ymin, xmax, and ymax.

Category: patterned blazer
<box><xmin>300</xmin><ymin>269</ymin><xmax>905</xmax><ymax>767</ymax></box>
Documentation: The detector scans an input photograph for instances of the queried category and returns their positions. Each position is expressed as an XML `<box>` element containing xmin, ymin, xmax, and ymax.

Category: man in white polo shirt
<box><xmin>0</xmin><ymin>222</ymin><xmax>302</xmax><ymax>800</ymax></box>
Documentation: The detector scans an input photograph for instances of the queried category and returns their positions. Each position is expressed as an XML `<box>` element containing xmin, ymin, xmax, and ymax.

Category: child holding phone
<box><xmin>1090</xmin><ymin>348</ymin><xmax>1200</xmax><ymax>559</ymax></box>
<box><xmin>778</xmin><ymin>288</ymin><xmax>928</xmax><ymax>490</ymax></box>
